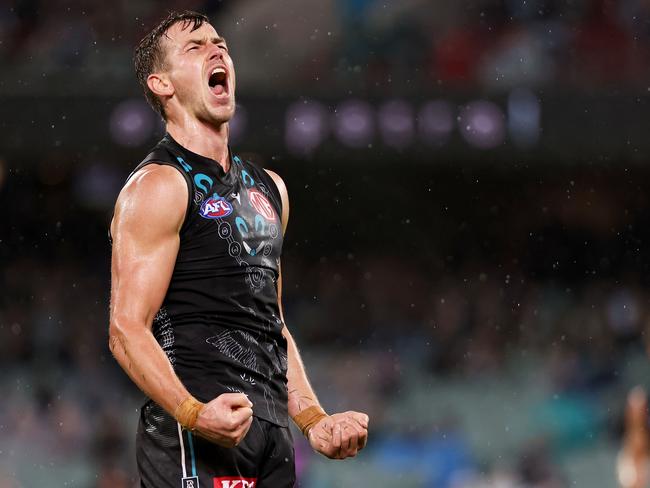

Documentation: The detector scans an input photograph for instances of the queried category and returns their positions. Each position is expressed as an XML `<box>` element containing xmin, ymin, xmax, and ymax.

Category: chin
<box><xmin>210</xmin><ymin>98</ymin><xmax>236</xmax><ymax>121</ymax></box>
<box><xmin>200</xmin><ymin>106</ymin><xmax>235</xmax><ymax>127</ymax></box>
<box><xmin>214</xmin><ymin>110</ymin><xmax>235</xmax><ymax>126</ymax></box>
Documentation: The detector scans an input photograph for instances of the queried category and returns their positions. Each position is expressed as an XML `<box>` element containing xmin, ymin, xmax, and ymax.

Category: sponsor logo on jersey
<box><xmin>213</xmin><ymin>477</ymin><xmax>257</xmax><ymax>488</ymax></box>
<box><xmin>248</xmin><ymin>190</ymin><xmax>275</xmax><ymax>221</ymax></box>
<box><xmin>200</xmin><ymin>196</ymin><xmax>233</xmax><ymax>219</ymax></box>
<box><xmin>182</xmin><ymin>477</ymin><xmax>200</xmax><ymax>488</ymax></box>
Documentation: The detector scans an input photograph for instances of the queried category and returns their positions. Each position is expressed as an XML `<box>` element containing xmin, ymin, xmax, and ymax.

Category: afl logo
<box><xmin>248</xmin><ymin>189</ymin><xmax>275</xmax><ymax>220</ymax></box>
<box><xmin>200</xmin><ymin>196</ymin><xmax>233</xmax><ymax>219</ymax></box>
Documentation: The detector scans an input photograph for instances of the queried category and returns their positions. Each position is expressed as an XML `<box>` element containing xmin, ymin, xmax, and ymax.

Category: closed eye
<box><xmin>214</xmin><ymin>40</ymin><xmax>228</xmax><ymax>52</ymax></box>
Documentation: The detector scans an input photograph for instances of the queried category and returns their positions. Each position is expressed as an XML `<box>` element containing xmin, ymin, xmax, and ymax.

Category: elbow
<box><xmin>108</xmin><ymin>313</ymin><xmax>151</xmax><ymax>353</ymax></box>
<box><xmin>108</xmin><ymin>320</ymin><xmax>125</xmax><ymax>357</ymax></box>
<box><xmin>108</xmin><ymin>314</ymin><xmax>136</xmax><ymax>356</ymax></box>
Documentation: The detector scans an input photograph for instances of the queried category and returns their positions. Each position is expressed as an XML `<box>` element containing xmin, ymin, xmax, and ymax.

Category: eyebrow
<box><xmin>184</xmin><ymin>36</ymin><xmax>227</xmax><ymax>48</ymax></box>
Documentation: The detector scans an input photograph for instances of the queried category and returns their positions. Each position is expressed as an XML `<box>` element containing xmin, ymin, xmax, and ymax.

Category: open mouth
<box><xmin>208</xmin><ymin>67</ymin><xmax>228</xmax><ymax>96</ymax></box>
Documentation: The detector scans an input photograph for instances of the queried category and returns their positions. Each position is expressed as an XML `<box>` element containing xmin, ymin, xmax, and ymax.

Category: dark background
<box><xmin>3</xmin><ymin>0</ymin><xmax>650</xmax><ymax>486</ymax></box>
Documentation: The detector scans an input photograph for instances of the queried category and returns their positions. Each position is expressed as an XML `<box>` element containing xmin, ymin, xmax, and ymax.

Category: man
<box><xmin>109</xmin><ymin>11</ymin><xmax>369</xmax><ymax>488</ymax></box>
<box><xmin>618</xmin><ymin>388</ymin><xmax>650</xmax><ymax>488</ymax></box>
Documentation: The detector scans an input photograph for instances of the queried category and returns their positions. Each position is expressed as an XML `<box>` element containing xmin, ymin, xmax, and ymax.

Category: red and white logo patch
<box><xmin>213</xmin><ymin>478</ymin><xmax>257</xmax><ymax>488</ymax></box>
<box><xmin>248</xmin><ymin>189</ymin><xmax>275</xmax><ymax>221</ymax></box>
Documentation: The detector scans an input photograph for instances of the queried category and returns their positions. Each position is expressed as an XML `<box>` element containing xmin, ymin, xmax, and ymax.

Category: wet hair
<box><xmin>134</xmin><ymin>10</ymin><xmax>209</xmax><ymax>119</ymax></box>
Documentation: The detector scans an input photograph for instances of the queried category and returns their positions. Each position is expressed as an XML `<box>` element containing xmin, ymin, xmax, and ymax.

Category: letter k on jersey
<box><xmin>213</xmin><ymin>477</ymin><xmax>257</xmax><ymax>488</ymax></box>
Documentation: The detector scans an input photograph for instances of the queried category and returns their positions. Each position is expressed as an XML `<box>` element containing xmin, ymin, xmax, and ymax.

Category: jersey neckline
<box><xmin>163</xmin><ymin>132</ymin><xmax>235</xmax><ymax>182</ymax></box>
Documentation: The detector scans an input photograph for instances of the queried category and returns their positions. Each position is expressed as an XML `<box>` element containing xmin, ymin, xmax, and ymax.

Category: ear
<box><xmin>147</xmin><ymin>73</ymin><xmax>174</xmax><ymax>99</ymax></box>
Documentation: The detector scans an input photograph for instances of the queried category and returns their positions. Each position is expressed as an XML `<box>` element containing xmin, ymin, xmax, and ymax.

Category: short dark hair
<box><xmin>134</xmin><ymin>10</ymin><xmax>209</xmax><ymax>119</ymax></box>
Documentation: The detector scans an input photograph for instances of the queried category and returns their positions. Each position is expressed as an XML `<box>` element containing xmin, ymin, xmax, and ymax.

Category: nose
<box><xmin>208</xmin><ymin>47</ymin><xmax>223</xmax><ymax>62</ymax></box>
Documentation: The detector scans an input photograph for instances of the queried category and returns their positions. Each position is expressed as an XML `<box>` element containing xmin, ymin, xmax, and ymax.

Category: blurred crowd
<box><xmin>4</xmin><ymin>0</ymin><xmax>650</xmax><ymax>95</ymax></box>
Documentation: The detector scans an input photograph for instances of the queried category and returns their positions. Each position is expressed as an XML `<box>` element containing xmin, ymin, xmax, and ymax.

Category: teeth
<box><xmin>211</xmin><ymin>67</ymin><xmax>225</xmax><ymax>75</ymax></box>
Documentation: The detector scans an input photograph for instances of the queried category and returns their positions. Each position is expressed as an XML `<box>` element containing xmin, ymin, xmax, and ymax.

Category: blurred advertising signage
<box><xmin>283</xmin><ymin>90</ymin><xmax>540</xmax><ymax>155</ymax></box>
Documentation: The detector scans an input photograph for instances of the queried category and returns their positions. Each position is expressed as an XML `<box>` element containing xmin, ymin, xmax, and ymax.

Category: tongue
<box><xmin>213</xmin><ymin>84</ymin><xmax>225</xmax><ymax>95</ymax></box>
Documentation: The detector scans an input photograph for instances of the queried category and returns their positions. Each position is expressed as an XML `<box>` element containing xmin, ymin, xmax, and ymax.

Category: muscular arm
<box><xmin>109</xmin><ymin>165</ymin><xmax>190</xmax><ymax>415</ymax></box>
<box><xmin>280</xmin><ymin>274</ymin><xmax>323</xmax><ymax>417</ymax></box>
<box><xmin>264</xmin><ymin>170</ymin><xmax>322</xmax><ymax>417</ymax></box>
<box><xmin>110</xmin><ymin>164</ymin><xmax>253</xmax><ymax>447</ymax></box>
<box><xmin>265</xmin><ymin>169</ymin><xmax>369</xmax><ymax>459</ymax></box>
<box><xmin>266</xmin><ymin>170</ymin><xmax>320</xmax><ymax>418</ymax></box>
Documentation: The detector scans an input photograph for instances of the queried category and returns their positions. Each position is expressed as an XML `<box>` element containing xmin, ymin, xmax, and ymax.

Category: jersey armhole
<box><xmin>261</xmin><ymin>167</ymin><xmax>284</xmax><ymax>218</ymax></box>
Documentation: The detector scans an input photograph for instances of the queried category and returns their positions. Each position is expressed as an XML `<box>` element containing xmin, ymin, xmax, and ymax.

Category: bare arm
<box><xmin>110</xmin><ymin>164</ymin><xmax>253</xmax><ymax>447</ymax></box>
<box><xmin>265</xmin><ymin>169</ymin><xmax>369</xmax><ymax>459</ymax></box>
<box><xmin>281</xmin><ymin>275</ymin><xmax>323</xmax><ymax>417</ymax></box>
<box><xmin>109</xmin><ymin>165</ymin><xmax>191</xmax><ymax>414</ymax></box>
<box><xmin>264</xmin><ymin>169</ymin><xmax>322</xmax><ymax>417</ymax></box>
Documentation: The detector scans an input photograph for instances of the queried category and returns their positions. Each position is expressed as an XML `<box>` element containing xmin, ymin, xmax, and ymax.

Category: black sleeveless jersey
<box><xmin>128</xmin><ymin>134</ymin><xmax>288</xmax><ymax>427</ymax></box>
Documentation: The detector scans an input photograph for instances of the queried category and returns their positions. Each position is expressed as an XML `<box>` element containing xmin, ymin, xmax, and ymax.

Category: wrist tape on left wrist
<box><xmin>293</xmin><ymin>405</ymin><xmax>328</xmax><ymax>437</ymax></box>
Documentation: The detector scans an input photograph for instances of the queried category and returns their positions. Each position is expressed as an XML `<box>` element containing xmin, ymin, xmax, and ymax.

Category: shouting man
<box><xmin>109</xmin><ymin>10</ymin><xmax>369</xmax><ymax>488</ymax></box>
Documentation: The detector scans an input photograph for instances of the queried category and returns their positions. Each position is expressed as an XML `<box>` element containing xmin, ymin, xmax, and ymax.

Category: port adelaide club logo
<box><xmin>248</xmin><ymin>189</ymin><xmax>275</xmax><ymax>221</ymax></box>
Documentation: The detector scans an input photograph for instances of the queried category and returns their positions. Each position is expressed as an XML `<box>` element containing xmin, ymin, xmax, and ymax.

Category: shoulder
<box><xmin>263</xmin><ymin>169</ymin><xmax>289</xmax><ymax>232</ymax></box>
<box><xmin>122</xmin><ymin>164</ymin><xmax>188</xmax><ymax>205</ymax></box>
<box><xmin>113</xmin><ymin>164</ymin><xmax>188</xmax><ymax>234</ymax></box>
<box><xmin>263</xmin><ymin>169</ymin><xmax>288</xmax><ymax>199</ymax></box>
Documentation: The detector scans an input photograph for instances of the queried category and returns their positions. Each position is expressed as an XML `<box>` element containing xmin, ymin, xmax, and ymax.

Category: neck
<box><xmin>166</xmin><ymin>115</ymin><xmax>230</xmax><ymax>171</ymax></box>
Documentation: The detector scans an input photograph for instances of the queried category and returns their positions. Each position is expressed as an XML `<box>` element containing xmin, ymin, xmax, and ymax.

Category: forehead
<box><xmin>164</xmin><ymin>21</ymin><xmax>221</xmax><ymax>47</ymax></box>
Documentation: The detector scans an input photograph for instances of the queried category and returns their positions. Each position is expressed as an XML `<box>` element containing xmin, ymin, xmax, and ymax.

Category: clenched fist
<box><xmin>194</xmin><ymin>393</ymin><xmax>254</xmax><ymax>448</ymax></box>
<box><xmin>308</xmin><ymin>411</ymin><xmax>369</xmax><ymax>459</ymax></box>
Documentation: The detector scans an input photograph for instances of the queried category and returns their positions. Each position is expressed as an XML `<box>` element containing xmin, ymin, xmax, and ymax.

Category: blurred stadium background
<box><xmin>4</xmin><ymin>0</ymin><xmax>650</xmax><ymax>486</ymax></box>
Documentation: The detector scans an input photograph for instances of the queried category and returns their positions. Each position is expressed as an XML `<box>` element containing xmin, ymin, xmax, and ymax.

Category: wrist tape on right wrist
<box><xmin>175</xmin><ymin>396</ymin><xmax>204</xmax><ymax>431</ymax></box>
